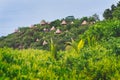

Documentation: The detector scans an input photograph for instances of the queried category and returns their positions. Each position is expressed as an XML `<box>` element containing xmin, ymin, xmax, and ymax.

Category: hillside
<box><xmin>0</xmin><ymin>19</ymin><xmax>120</xmax><ymax>80</ymax></box>
<box><xmin>0</xmin><ymin>16</ymin><xmax>96</xmax><ymax>50</ymax></box>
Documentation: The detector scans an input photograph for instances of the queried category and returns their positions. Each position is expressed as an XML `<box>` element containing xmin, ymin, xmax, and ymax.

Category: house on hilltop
<box><xmin>40</xmin><ymin>20</ymin><xmax>46</xmax><ymax>26</ymax></box>
<box><xmin>81</xmin><ymin>20</ymin><xmax>88</xmax><ymax>25</ymax></box>
<box><xmin>61</xmin><ymin>20</ymin><xmax>67</xmax><ymax>25</ymax></box>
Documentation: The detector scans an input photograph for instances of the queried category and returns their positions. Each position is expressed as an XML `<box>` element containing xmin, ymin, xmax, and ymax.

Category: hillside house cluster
<box><xmin>40</xmin><ymin>19</ymin><xmax>95</xmax><ymax>26</ymax></box>
<box><xmin>38</xmin><ymin>19</ymin><xmax>95</xmax><ymax>45</ymax></box>
<box><xmin>14</xmin><ymin>19</ymin><xmax>96</xmax><ymax>46</ymax></box>
<box><xmin>14</xmin><ymin>17</ymin><xmax>95</xmax><ymax>33</ymax></box>
<box><xmin>43</xmin><ymin>26</ymin><xmax>62</xmax><ymax>34</ymax></box>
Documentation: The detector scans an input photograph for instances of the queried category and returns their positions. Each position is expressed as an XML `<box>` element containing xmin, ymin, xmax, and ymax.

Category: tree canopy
<box><xmin>103</xmin><ymin>1</ymin><xmax>120</xmax><ymax>19</ymax></box>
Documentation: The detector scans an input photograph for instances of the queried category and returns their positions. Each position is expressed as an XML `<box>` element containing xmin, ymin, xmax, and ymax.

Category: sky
<box><xmin>0</xmin><ymin>0</ymin><xmax>119</xmax><ymax>37</ymax></box>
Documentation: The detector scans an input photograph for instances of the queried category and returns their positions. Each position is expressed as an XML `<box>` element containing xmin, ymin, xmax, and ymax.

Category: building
<box><xmin>81</xmin><ymin>20</ymin><xmax>88</xmax><ymax>25</ymax></box>
<box><xmin>55</xmin><ymin>29</ymin><xmax>62</xmax><ymax>34</ymax></box>
<box><xmin>42</xmin><ymin>40</ymin><xmax>48</xmax><ymax>45</ymax></box>
<box><xmin>70</xmin><ymin>21</ymin><xmax>74</xmax><ymax>24</ymax></box>
<box><xmin>90</xmin><ymin>21</ymin><xmax>96</xmax><ymax>24</ymax></box>
<box><xmin>61</xmin><ymin>20</ymin><xmax>67</xmax><ymax>25</ymax></box>
<box><xmin>50</xmin><ymin>26</ymin><xmax>56</xmax><ymax>31</ymax></box>
<box><xmin>36</xmin><ymin>38</ymin><xmax>39</xmax><ymax>42</ymax></box>
<box><xmin>40</xmin><ymin>20</ymin><xmax>46</xmax><ymax>26</ymax></box>
<box><xmin>43</xmin><ymin>28</ymin><xmax>48</xmax><ymax>32</ymax></box>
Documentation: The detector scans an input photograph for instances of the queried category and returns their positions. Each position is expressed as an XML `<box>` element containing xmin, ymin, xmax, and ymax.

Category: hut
<box><xmin>70</xmin><ymin>21</ymin><xmax>74</xmax><ymax>24</ymax></box>
<box><xmin>43</xmin><ymin>28</ymin><xmax>48</xmax><ymax>32</ymax></box>
<box><xmin>50</xmin><ymin>26</ymin><xmax>56</xmax><ymax>31</ymax></box>
<box><xmin>61</xmin><ymin>20</ymin><xmax>67</xmax><ymax>25</ymax></box>
<box><xmin>40</xmin><ymin>20</ymin><xmax>46</xmax><ymax>26</ymax></box>
<box><xmin>36</xmin><ymin>38</ymin><xmax>39</xmax><ymax>42</ymax></box>
<box><xmin>42</xmin><ymin>40</ymin><xmax>48</xmax><ymax>45</ymax></box>
<box><xmin>55</xmin><ymin>29</ymin><xmax>62</xmax><ymax>34</ymax></box>
<box><xmin>81</xmin><ymin>20</ymin><xmax>88</xmax><ymax>25</ymax></box>
<box><xmin>43</xmin><ymin>28</ymin><xmax>47</xmax><ymax>31</ymax></box>
<box><xmin>90</xmin><ymin>21</ymin><xmax>96</xmax><ymax>24</ymax></box>
<box><xmin>47</xmin><ymin>22</ymin><xmax>51</xmax><ymax>25</ymax></box>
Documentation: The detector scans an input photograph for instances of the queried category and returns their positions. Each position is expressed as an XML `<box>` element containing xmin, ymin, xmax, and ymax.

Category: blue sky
<box><xmin>0</xmin><ymin>0</ymin><xmax>118</xmax><ymax>37</ymax></box>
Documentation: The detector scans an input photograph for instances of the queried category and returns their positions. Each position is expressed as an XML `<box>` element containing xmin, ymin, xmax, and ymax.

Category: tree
<box><xmin>112</xmin><ymin>7</ymin><xmax>120</xmax><ymax>19</ymax></box>
<box><xmin>50</xmin><ymin>19</ymin><xmax>61</xmax><ymax>27</ymax></box>
<box><xmin>103</xmin><ymin>9</ymin><xmax>113</xmax><ymax>19</ymax></box>
<box><xmin>111</xmin><ymin>4</ymin><xmax>116</xmax><ymax>11</ymax></box>
<box><xmin>117</xmin><ymin>1</ymin><xmax>120</xmax><ymax>7</ymax></box>
<box><xmin>88</xmin><ymin>17</ymin><xmax>96</xmax><ymax>22</ymax></box>
<box><xmin>103</xmin><ymin>1</ymin><xmax>120</xmax><ymax>20</ymax></box>
<box><xmin>65</xmin><ymin>16</ymin><xmax>75</xmax><ymax>21</ymax></box>
<box><xmin>92</xmin><ymin>14</ymin><xmax>100</xmax><ymax>21</ymax></box>
<box><xmin>81</xmin><ymin>17</ymin><xmax>88</xmax><ymax>21</ymax></box>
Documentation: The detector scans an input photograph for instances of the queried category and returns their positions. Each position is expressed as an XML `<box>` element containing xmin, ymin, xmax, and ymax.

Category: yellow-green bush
<box><xmin>0</xmin><ymin>46</ymin><xmax>120</xmax><ymax>80</ymax></box>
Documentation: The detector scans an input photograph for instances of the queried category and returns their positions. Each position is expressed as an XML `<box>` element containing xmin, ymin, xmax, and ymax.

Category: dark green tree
<box><xmin>117</xmin><ymin>1</ymin><xmax>120</xmax><ymax>7</ymax></box>
<box><xmin>112</xmin><ymin>7</ymin><xmax>120</xmax><ymax>19</ymax></box>
<box><xmin>50</xmin><ymin>19</ymin><xmax>61</xmax><ymax>27</ymax></box>
<box><xmin>103</xmin><ymin>9</ymin><xmax>113</xmax><ymax>19</ymax></box>
<box><xmin>111</xmin><ymin>4</ymin><xmax>116</xmax><ymax>11</ymax></box>
<box><xmin>88</xmin><ymin>17</ymin><xmax>95</xmax><ymax>22</ymax></box>
<box><xmin>92</xmin><ymin>14</ymin><xmax>100</xmax><ymax>21</ymax></box>
<box><xmin>103</xmin><ymin>1</ymin><xmax>120</xmax><ymax>20</ymax></box>
<box><xmin>65</xmin><ymin>16</ymin><xmax>75</xmax><ymax>21</ymax></box>
<box><xmin>81</xmin><ymin>17</ymin><xmax>88</xmax><ymax>22</ymax></box>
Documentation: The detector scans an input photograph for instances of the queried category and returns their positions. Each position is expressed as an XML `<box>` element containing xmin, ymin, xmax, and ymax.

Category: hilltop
<box><xmin>0</xmin><ymin>15</ymin><xmax>97</xmax><ymax>50</ymax></box>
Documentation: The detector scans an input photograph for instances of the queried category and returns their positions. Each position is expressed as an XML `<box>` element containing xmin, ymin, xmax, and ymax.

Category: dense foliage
<box><xmin>0</xmin><ymin>19</ymin><xmax>120</xmax><ymax>80</ymax></box>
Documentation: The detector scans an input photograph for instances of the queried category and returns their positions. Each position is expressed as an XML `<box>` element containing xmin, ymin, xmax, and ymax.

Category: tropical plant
<box><xmin>66</xmin><ymin>39</ymin><xmax>84</xmax><ymax>54</ymax></box>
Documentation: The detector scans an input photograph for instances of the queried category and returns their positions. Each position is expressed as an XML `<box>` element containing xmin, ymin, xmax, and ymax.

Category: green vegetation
<box><xmin>0</xmin><ymin>2</ymin><xmax>120</xmax><ymax>79</ymax></box>
<box><xmin>0</xmin><ymin>19</ymin><xmax>120</xmax><ymax>80</ymax></box>
<box><xmin>0</xmin><ymin>16</ymin><xmax>96</xmax><ymax>50</ymax></box>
